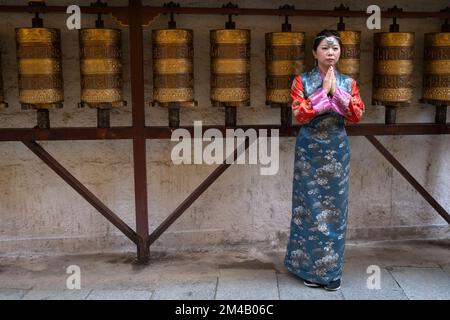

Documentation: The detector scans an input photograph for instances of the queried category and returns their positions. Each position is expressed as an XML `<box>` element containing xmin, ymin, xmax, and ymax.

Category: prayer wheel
<box><xmin>372</xmin><ymin>32</ymin><xmax>414</xmax><ymax>107</ymax></box>
<box><xmin>210</xmin><ymin>29</ymin><xmax>251</xmax><ymax>107</ymax></box>
<box><xmin>79</xmin><ymin>28</ymin><xmax>125</xmax><ymax>109</ymax></box>
<box><xmin>152</xmin><ymin>29</ymin><xmax>195</xmax><ymax>107</ymax></box>
<box><xmin>421</xmin><ymin>32</ymin><xmax>450</xmax><ymax>105</ymax></box>
<box><xmin>265</xmin><ymin>32</ymin><xmax>305</xmax><ymax>105</ymax></box>
<box><xmin>16</xmin><ymin>27</ymin><xmax>64</xmax><ymax>109</ymax></box>
<box><xmin>0</xmin><ymin>54</ymin><xmax>6</xmax><ymax>108</ymax></box>
<box><xmin>338</xmin><ymin>30</ymin><xmax>361</xmax><ymax>81</ymax></box>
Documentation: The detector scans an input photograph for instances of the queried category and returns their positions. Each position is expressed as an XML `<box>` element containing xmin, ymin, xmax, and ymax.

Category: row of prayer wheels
<box><xmin>1</xmin><ymin>18</ymin><xmax>449</xmax><ymax>127</ymax></box>
<box><xmin>13</xmin><ymin>26</ymin><xmax>125</xmax><ymax>127</ymax></box>
<box><xmin>6</xmin><ymin>28</ymin><xmax>449</xmax><ymax>107</ymax></box>
<box><xmin>152</xmin><ymin>28</ymin><xmax>450</xmax><ymax>108</ymax></box>
<box><xmin>152</xmin><ymin>28</ymin><xmax>253</xmax><ymax>108</ymax></box>
<box><xmin>152</xmin><ymin>28</ymin><xmax>358</xmax><ymax>107</ymax></box>
<box><xmin>14</xmin><ymin>28</ymin><xmax>125</xmax><ymax>108</ymax></box>
<box><xmin>372</xmin><ymin>32</ymin><xmax>450</xmax><ymax>107</ymax></box>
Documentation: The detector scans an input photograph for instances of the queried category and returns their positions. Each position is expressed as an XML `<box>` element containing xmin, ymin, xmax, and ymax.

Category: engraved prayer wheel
<box><xmin>338</xmin><ymin>30</ymin><xmax>361</xmax><ymax>81</ymax></box>
<box><xmin>421</xmin><ymin>32</ymin><xmax>450</xmax><ymax>105</ymax></box>
<box><xmin>152</xmin><ymin>29</ymin><xmax>195</xmax><ymax>107</ymax></box>
<box><xmin>210</xmin><ymin>29</ymin><xmax>251</xmax><ymax>107</ymax></box>
<box><xmin>372</xmin><ymin>32</ymin><xmax>414</xmax><ymax>107</ymax></box>
<box><xmin>79</xmin><ymin>28</ymin><xmax>125</xmax><ymax>108</ymax></box>
<box><xmin>15</xmin><ymin>27</ymin><xmax>64</xmax><ymax>109</ymax></box>
<box><xmin>265</xmin><ymin>32</ymin><xmax>305</xmax><ymax>105</ymax></box>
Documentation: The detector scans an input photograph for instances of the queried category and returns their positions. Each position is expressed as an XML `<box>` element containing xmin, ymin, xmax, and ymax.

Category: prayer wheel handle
<box><xmin>334</xmin><ymin>3</ymin><xmax>350</xmax><ymax>31</ymax></box>
<box><xmin>28</xmin><ymin>1</ymin><xmax>45</xmax><ymax>28</ymax></box>
<box><xmin>387</xmin><ymin>5</ymin><xmax>403</xmax><ymax>32</ymax></box>
<box><xmin>91</xmin><ymin>0</ymin><xmax>108</xmax><ymax>29</ymax></box>
<box><xmin>222</xmin><ymin>2</ymin><xmax>238</xmax><ymax>30</ymax></box>
<box><xmin>441</xmin><ymin>7</ymin><xmax>450</xmax><ymax>32</ymax></box>
<box><xmin>279</xmin><ymin>4</ymin><xmax>295</xmax><ymax>32</ymax></box>
<box><xmin>163</xmin><ymin>2</ymin><xmax>180</xmax><ymax>29</ymax></box>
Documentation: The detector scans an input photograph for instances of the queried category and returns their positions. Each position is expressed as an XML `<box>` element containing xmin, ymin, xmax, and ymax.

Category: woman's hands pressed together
<box><xmin>322</xmin><ymin>66</ymin><xmax>336</xmax><ymax>96</ymax></box>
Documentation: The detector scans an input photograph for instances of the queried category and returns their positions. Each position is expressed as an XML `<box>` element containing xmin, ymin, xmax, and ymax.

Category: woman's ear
<box><xmin>312</xmin><ymin>50</ymin><xmax>317</xmax><ymax>59</ymax></box>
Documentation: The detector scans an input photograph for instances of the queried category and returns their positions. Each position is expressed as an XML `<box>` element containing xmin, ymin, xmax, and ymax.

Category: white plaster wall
<box><xmin>0</xmin><ymin>0</ymin><xmax>449</xmax><ymax>254</ymax></box>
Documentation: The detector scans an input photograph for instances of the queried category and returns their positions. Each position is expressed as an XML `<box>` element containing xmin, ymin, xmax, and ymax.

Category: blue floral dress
<box><xmin>284</xmin><ymin>67</ymin><xmax>364</xmax><ymax>285</ymax></box>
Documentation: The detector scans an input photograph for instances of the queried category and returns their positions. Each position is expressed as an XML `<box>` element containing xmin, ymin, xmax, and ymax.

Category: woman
<box><xmin>284</xmin><ymin>30</ymin><xmax>365</xmax><ymax>291</ymax></box>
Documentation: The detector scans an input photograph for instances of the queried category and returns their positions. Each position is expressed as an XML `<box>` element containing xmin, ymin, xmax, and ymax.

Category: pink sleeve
<box><xmin>310</xmin><ymin>88</ymin><xmax>332</xmax><ymax>115</ymax></box>
<box><xmin>331</xmin><ymin>80</ymin><xmax>365</xmax><ymax>123</ymax></box>
<box><xmin>331</xmin><ymin>86</ymin><xmax>351</xmax><ymax>116</ymax></box>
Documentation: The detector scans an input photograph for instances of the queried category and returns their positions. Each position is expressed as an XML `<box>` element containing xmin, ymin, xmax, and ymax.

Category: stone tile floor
<box><xmin>0</xmin><ymin>240</ymin><xmax>449</xmax><ymax>300</ymax></box>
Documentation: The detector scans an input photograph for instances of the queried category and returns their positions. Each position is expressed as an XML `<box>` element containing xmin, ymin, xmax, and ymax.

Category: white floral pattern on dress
<box><xmin>285</xmin><ymin>112</ymin><xmax>350</xmax><ymax>285</ymax></box>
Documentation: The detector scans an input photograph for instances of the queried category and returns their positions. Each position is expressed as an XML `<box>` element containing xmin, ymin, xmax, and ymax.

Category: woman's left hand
<box><xmin>330</xmin><ymin>67</ymin><xmax>337</xmax><ymax>95</ymax></box>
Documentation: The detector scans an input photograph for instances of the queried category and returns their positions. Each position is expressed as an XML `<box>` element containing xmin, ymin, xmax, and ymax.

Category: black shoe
<box><xmin>324</xmin><ymin>279</ymin><xmax>341</xmax><ymax>291</ymax></box>
<box><xmin>303</xmin><ymin>279</ymin><xmax>321</xmax><ymax>288</ymax></box>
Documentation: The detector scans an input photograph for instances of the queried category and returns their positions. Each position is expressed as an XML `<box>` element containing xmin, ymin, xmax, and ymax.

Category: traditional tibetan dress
<box><xmin>284</xmin><ymin>66</ymin><xmax>364</xmax><ymax>285</ymax></box>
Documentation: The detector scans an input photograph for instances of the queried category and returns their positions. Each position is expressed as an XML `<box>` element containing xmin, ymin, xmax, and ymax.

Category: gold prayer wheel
<box><xmin>338</xmin><ymin>30</ymin><xmax>361</xmax><ymax>81</ymax></box>
<box><xmin>421</xmin><ymin>32</ymin><xmax>450</xmax><ymax>105</ymax></box>
<box><xmin>265</xmin><ymin>32</ymin><xmax>305</xmax><ymax>104</ymax></box>
<box><xmin>79</xmin><ymin>28</ymin><xmax>125</xmax><ymax>108</ymax></box>
<box><xmin>372</xmin><ymin>32</ymin><xmax>414</xmax><ymax>107</ymax></box>
<box><xmin>15</xmin><ymin>27</ymin><xmax>64</xmax><ymax>109</ymax></box>
<box><xmin>152</xmin><ymin>29</ymin><xmax>195</xmax><ymax>107</ymax></box>
<box><xmin>210</xmin><ymin>29</ymin><xmax>251</xmax><ymax>107</ymax></box>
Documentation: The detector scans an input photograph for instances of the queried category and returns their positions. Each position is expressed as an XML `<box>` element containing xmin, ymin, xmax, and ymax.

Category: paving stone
<box><xmin>0</xmin><ymin>289</ymin><xmax>28</xmax><ymax>300</ymax></box>
<box><xmin>216</xmin><ymin>269</ymin><xmax>278</xmax><ymax>300</ymax></box>
<box><xmin>440</xmin><ymin>264</ymin><xmax>450</xmax><ymax>278</ymax></box>
<box><xmin>340</xmin><ymin>263</ymin><xmax>408</xmax><ymax>300</ymax></box>
<box><xmin>86</xmin><ymin>289</ymin><xmax>152</xmax><ymax>300</ymax></box>
<box><xmin>152</xmin><ymin>280</ymin><xmax>217</xmax><ymax>300</ymax></box>
<box><xmin>22</xmin><ymin>289</ymin><xmax>91</xmax><ymax>300</ymax></box>
<box><xmin>389</xmin><ymin>267</ymin><xmax>450</xmax><ymax>300</ymax></box>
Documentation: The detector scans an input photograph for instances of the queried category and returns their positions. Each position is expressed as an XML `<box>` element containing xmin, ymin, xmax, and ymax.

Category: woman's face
<box><xmin>313</xmin><ymin>36</ymin><xmax>341</xmax><ymax>69</ymax></box>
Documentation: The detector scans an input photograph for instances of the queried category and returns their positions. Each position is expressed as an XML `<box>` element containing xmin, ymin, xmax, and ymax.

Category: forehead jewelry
<box><xmin>325</xmin><ymin>37</ymin><xmax>338</xmax><ymax>46</ymax></box>
<box><xmin>315</xmin><ymin>34</ymin><xmax>340</xmax><ymax>40</ymax></box>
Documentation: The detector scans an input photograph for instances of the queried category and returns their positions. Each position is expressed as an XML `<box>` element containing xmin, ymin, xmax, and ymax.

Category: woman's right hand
<box><xmin>322</xmin><ymin>66</ymin><xmax>333</xmax><ymax>94</ymax></box>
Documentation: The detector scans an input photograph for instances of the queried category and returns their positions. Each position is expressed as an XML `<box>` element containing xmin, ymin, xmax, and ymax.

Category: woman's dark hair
<box><xmin>312</xmin><ymin>29</ymin><xmax>342</xmax><ymax>52</ymax></box>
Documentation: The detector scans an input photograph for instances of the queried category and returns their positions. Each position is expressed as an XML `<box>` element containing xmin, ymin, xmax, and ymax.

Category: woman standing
<box><xmin>284</xmin><ymin>30</ymin><xmax>365</xmax><ymax>291</ymax></box>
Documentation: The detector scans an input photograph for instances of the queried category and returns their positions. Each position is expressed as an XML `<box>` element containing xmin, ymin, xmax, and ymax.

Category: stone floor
<box><xmin>0</xmin><ymin>239</ymin><xmax>449</xmax><ymax>300</ymax></box>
